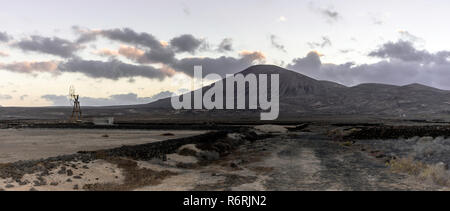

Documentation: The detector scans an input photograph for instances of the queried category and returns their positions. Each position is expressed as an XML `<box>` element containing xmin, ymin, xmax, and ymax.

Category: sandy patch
<box><xmin>254</xmin><ymin>125</ymin><xmax>288</xmax><ymax>133</ymax></box>
<box><xmin>0</xmin><ymin>159</ymin><xmax>123</xmax><ymax>191</ymax></box>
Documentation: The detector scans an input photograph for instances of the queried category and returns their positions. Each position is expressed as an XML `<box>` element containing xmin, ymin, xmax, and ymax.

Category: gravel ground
<box><xmin>0</xmin><ymin>125</ymin><xmax>447</xmax><ymax>191</ymax></box>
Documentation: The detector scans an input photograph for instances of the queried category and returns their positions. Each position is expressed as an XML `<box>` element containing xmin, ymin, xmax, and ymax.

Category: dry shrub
<box><xmin>418</xmin><ymin>163</ymin><xmax>450</xmax><ymax>186</ymax></box>
<box><xmin>328</xmin><ymin>128</ymin><xmax>361</xmax><ymax>141</ymax></box>
<box><xmin>389</xmin><ymin>157</ymin><xmax>427</xmax><ymax>176</ymax></box>
<box><xmin>389</xmin><ymin>157</ymin><xmax>450</xmax><ymax>187</ymax></box>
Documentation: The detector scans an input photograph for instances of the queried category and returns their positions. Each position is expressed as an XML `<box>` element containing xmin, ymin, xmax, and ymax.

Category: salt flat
<box><xmin>0</xmin><ymin>129</ymin><xmax>206</xmax><ymax>163</ymax></box>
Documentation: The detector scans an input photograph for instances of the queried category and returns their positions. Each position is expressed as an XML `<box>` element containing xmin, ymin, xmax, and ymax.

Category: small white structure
<box><xmin>93</xmin><ymin>117</ymin><xmax>115</xmax><ymax>126</ymax></box>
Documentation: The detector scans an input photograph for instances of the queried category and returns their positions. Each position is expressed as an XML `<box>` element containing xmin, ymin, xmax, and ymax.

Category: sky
<box><xmin>1</xmin><ymin>0</ymin><xmax>450</xmax><ymax>106</ymax></box>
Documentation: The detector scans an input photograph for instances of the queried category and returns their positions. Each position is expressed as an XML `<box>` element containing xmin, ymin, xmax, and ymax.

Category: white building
<box><xmin>92</xmin><ymin>117</ymin><xmax>115</xmax><ymax>126</ymax></box>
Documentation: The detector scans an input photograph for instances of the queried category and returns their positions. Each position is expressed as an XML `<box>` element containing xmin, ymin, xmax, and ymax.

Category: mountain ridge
<box><xmin>146</xmin><ymin>65</ymin><xmax>450</xmax><ymax>118</ymax></box>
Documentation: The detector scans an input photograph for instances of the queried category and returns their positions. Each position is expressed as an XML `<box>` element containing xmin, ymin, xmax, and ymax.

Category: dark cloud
<box><xmin>100</xmin><ymin>28</ymin><xmax>163</xmax><ymax>49</ymax></box>
<box><xmin>141</xmin><ymin>47</ymin><xmax>176</xmax><ymax>64</ymax></box>
<box><xmin>170</xmin><ymin>34</ymin><xmax>203</xmax><ymax>53</ymax></box>
<box><xmin>288</xmin><ymin>51</ymin><xmax>322</xmax><ymax>72</ymax></box>
<box><xmin>0</xmin><ymin>32</ymin><xmax>11</xmax><ymax>42</ymax></box>
<box><xmin>270</xmin><ymin>35</ymin><xmax>286</xmax><ymax>53</ymax></box>
<box><xmin>217</xmin><ymin>38</ymin><xmax>233</xmax><ymax>52</ymax></box>
<box><xmin>368</xmin><ymin>40</ymin><xmax>450</xmax><ymax>63</ymax></box>
<box><xmin>288</xmin><ymin>43</ymin><xmax>450</xmax><ymax>90</ymax></box>
<box><xmin>307</xmin><ymin>36</ymin><xmax>332</xmax><ymax>48</ymax></box>
<box><xmin>15</xmin><ymin>36</ymin><xmax>79</xmax><ymax>58</ymax></box>
<box><xmin>42</xmin><ymin>91</ymin><xmax>174</xmax><ymax>106</ymax></box>
<box><xmin>98</xmin><ymin>28</ymin><xmax>176</xmax><ymax>64</ymax></box>
<box><xmin>58</xmin><ymin>59</ymin><xmax>173</xmax><ymax>80</ymax></box>
<box><xmin>72</xmin><ymin>26</ymin><xmax>99</xmax><ymax>44</ymax></box>
<box><xmin>309</xmin><ymin>2</ymin><xmax>340</xmax><ymax>22</ymax></box>
<box><xmin>72</xmin><ymin>26</ymin><xmax>95</xmax><ymax>43</ymax></box>
<box><xmin>75</xmin><ymin>27</ymin><xmax>167</xmax><ymax>51</ymax></box>
<box><xmin>2</xmin><ymin>27</ymin><xmax>271</xmax><ymax>81</ymax></box>
<box><xmin>91</xmin><ymin>29</ymin><xmax>266</xmax><ymax>76</ymax></box>
<box><xmin>1</xmin><ymin>50</ymin><xmax>266</xmax><ymax>81</ymax></box>
<box><xmin>321</xmin><ymin>9</ymin><xmax>340</xmax><ymax>21</ymax></box>
<box><xmin>171</xmin><ymin>51</ymin><xmax>266</xmax><ymax>77</ymax></box>
<box><xmin>74</xmin><ymin>28</ymin><xmax>255</xmax><ymax>68</ymax></box>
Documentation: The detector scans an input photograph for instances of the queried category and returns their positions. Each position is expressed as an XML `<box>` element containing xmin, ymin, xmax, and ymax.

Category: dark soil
<box><xmin>346</xmin><ymin>125</ymin><xmax>450</xmax><ymax>140</ymax></box>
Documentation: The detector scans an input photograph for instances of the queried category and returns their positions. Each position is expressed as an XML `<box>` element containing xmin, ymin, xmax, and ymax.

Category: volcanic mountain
<box><xmin>145</xmin><ymin>65</ymin><xmax>450</xmax><ymax>120</ymax></box>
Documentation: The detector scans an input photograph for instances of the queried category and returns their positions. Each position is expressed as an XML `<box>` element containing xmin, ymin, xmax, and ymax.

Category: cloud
<box><xmin>287</xmin><ymin>42</ymin><xmax>450</xmax><ymax>90</ymax></box>
<box><xmin>307</xmin><ymin>36</ymin><xmax>332</xmax><ymax>48</ymax></box>
<box><xmin>15</xmin><ymin>36</ymin><xmax>80</xmax><ymax>58</ymax></box>
<box><xmin>171</xmin><ymin>51</ymin><xmax>266</xmax><ymax>77</ymax></box>
<box><xmin>369</xmin><ymin>12</ymin><xmax>390</xmax><ymax>25</ymax></box>
<box><xmin>0</xmin><ymin>94</ymin><xmax>12</xmax><ymax>100</ymax></box>
<box><xmin>320</xmin><ymin>9</ymin><xmax>340</xmax><ymax>21</ymax></box>
<box><xmin>141</xmin><ymin>48</ymin><xmax>176</xmax><ymax>64</ymax></box>
<box><xmin>309</xmin><ymin>2</ymin><xmax>340</xmax><ymax>22</ymax></box>
<box><xmin>76</xmin><ymin>28</ymin><xmax>214</xmax><ymax>64</ymax></box>
<box><xmin>0</xmin><ymin>61</ymin><xmax>59</xmax><ymax>74</ymax></box>
<box><xmin>240</xmin><ymin>51</ymin><xmax>266</xmax><ymax>61</ymax></box>
<box><xmin>58</xmin><ymin>58</ymin><xmax>173</xmax><ymax>80</ymax></box>
<box><xmin>100</xmin><ymin>28</ymin><xmax>164</xmax><ymax>49</ymax></box>
<box><xmin>340</xmin><ymin>49</ymin><xmax>354</xmax><ymax>54</ymax></box>
<box><xmin>371</xmin><ymin>15</ymin><xmax>385</xmax><ymax>25</ymax></box>
<box><xmin>74</xmin><ymin>27</ymin><xmax>268</xmax><ymax>72</ymax></box>
<box><xmin>368</xmin><ymin>40</ymin><xmax>448</xmax><ymax>63</ymax></box>
<box><xmin>1</xmin><ymin>27</ymin><xmax>269</xmax><ymax>80</ymax></box>
<box><xmin>170</xmin><ymin>34</ymin><xmax>204</xmax><ymax>54</ymax></box>
<box><xmin>20</xmin><ymin>95</ymin><xmax>28</xmax><ymax>101</ymax></box>
<box><xmin>288</xmin><ymin>51</ymin><xmax>322</xmax><ymax>72</ymax></box>
<box><xmin>0</xmin><ymin>32</ymin><xmax>11</xmax><ymax>42</ymax></box>
<box><xmin>217</xmin><ymin>38</ymin><xmax>233</xmax><ymax>52</ymax></box>
<box><xmin>42</xmin><ymin>91</ymin><xmax>174</xmax><ymax>106</ymax></box>
<box><xmin>92</xmin><ymin>28</ymin><xmax>176</xmax><ymax>64</ymax></box>
<box><xmin>182</xmin><ymin>3</ymin><xmax>191</xmax><ymax>16</ymax></box>
<box><xmin>270</xmin><ymin>35</ymin><xmax>287</xmax><ymax>53</ymax></box>
<box><xmin>399</xmin><ymin>30</ymin><xmax>423</xmax><ymax>43</ymax></box>
<box><xmin>0</xmin><ymin>50</ymin><xmax>265</xmax><ymax>81</ymax></box>
<box><xmin>72</xmin><ymin>26</ymin><xmax>100</xmax><ymax>44</ymax></box>
<box><xmin>93</xmin><ymin>49</ymin><xmax>119</xmax><ymax>57</ymax></box>
<box><xmin>0</xmin><ymin>51</ymin><xmax>9</xmax><ymax>57</ymax></box>
<box><xmin>118</xmin><ymin>45</ymin><xmax>146</xmax><ymax>61</ymax></box>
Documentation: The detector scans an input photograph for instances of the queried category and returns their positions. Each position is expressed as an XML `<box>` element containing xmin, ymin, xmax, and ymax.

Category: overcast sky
<box><xmin>1</xmin><ymin>0</ymin><xmax>450</xmax><ymax>106</ymax></box>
